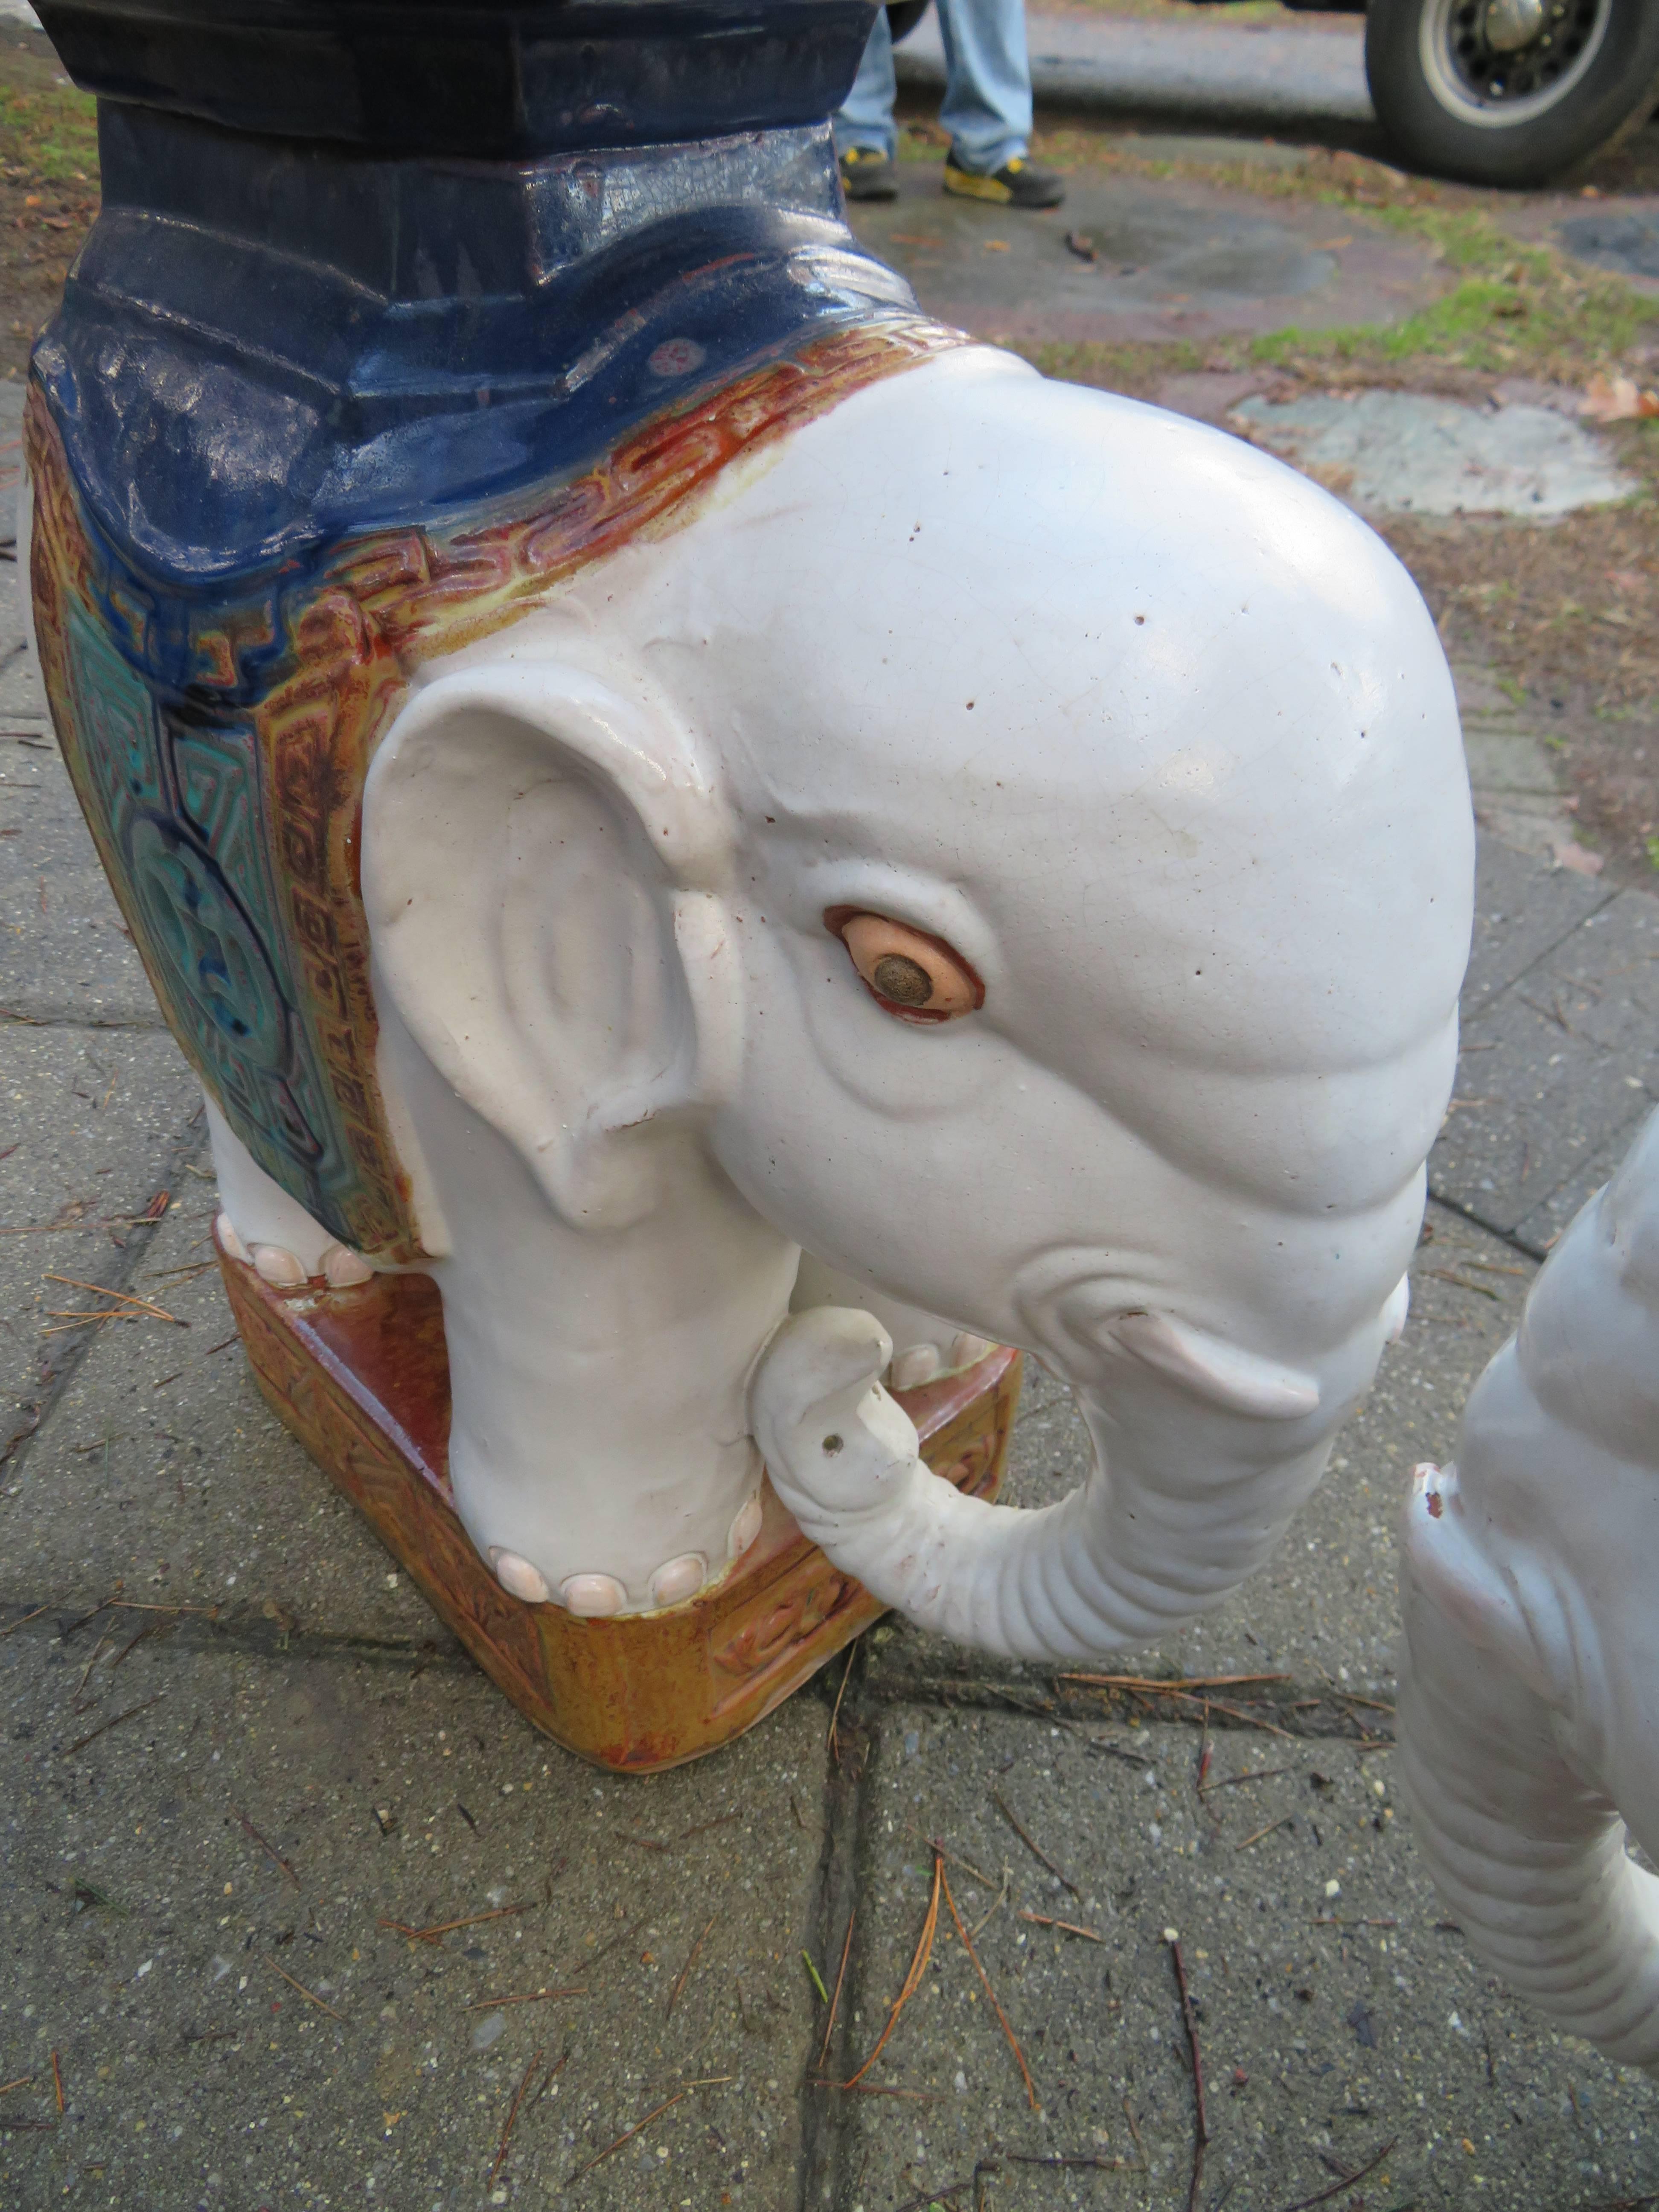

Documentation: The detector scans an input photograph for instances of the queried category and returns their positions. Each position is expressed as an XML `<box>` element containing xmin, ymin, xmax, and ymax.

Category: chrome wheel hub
<box><xmin>1484</xmin><ymin>0</ymin><xmax>1548</xmax><ymax>50</ymax></box>
<box><xmin>1421</xmin><ymin>0</ymin><xmax>1611</xmax><ymax>124</ymax></box>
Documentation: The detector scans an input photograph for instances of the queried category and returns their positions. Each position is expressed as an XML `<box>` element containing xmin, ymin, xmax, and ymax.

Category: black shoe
<box><xmin>943</xmin><ymin>148</ymin><xmax>1065</xmax><ymax>210</ymax></box>
<box><xmin>839</xmin><ymin>146</ymin><xmax>899</xmax><ymax>201</ymax></box>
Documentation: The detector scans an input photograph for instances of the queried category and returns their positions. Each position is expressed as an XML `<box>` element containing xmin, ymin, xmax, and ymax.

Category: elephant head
<box><xmin>1397</xmin><ymin>1108</ymin><xmax>1659</xmax><ymax>2072</ymax></box>
<box><xmin>313</xmin><ymin>339</ymin><xmax>1470</xmax><ymax>1624</ymax></box>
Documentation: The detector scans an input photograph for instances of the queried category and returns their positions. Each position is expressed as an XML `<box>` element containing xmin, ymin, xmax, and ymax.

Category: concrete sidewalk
<box><xmin>3</xmin><ymin>377</ymin><xmax>1659</xmax><ymax>2211</ymax></box>
<box><xmin>896</xmin><ymin>6</ymin><xmax>1376</xmax><ymax>136</ymax></box>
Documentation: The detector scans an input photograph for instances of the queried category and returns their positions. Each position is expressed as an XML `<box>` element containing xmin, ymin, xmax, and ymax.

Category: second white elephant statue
<box><xmin>1399</xmin><ymin>1108</ymin><xmax>1659</xmax><ymax>2074</ymax></box>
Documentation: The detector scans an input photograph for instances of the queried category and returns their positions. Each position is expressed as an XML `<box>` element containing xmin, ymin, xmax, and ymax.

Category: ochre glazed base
<box><xmin>214</xmin><ymin>1230</ymin><xmax>1020</xmax><ymax>1772</ymax></box>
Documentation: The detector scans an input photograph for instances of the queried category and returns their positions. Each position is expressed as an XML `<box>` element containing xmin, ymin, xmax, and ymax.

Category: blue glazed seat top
<box><xmin>35</xmin><ymin>0</ymin><xmax>879</xmax><ymax>157</ymax></box>
<box><xmin>36</xmin><ymin>108</ymin><xmax>913</xmax><ymax>593</ymax></box>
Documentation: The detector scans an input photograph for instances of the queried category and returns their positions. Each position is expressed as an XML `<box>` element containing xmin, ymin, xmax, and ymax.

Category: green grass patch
<box><xmin>1249</xmin><ymin>212</ymin><xmax>1656</xmax><ymax>383</ymax></box>
<box><xmin>1008</xmin><ymin>133</ymin><xmax>1658</xmax><ymax>387</ymax></box>
<box><xmin>0</xmin><ymin>79</ymin><xmax>99</xmax><ymax>186</ymax></box>
<box><xmin>1005</xmin><ymin>335</ymin><xmax>1208</xmax><ymax>393</ymax></box>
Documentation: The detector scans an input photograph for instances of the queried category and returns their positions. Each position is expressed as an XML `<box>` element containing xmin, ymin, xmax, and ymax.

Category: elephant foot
<box><xmin>890</xmin><ymin>1331</ymin><xmax>995</xmax><ymax>1389</ymax></box>
<box><xmin>216</xmin><ymin>1211</ymin><xmax>250</xmax><ymax>1266</ymax></box>
<box><xmin>211</xmin><ymin>1234</ymin><xmax>1021</xmax><ymax>1769</ymax></box>
<box><xmin>250</xmin><ymin>1243</ymin><xmax>308</xmax><ymax>1288</ymax></box>
<box><xmin>485</xmin><ymin>1495</ymin><xmax>764</xmax><ymax>1615</ymax></box>
<box><xmin>320</xmin><ymin>1243</ymin><xmax>375</xmax><ymax>1287</ymax></box>
<box><xmin>490</xmin><ymin>1548</ymin><xmax>553</xmax><ymax>1603</ymax></box>
<box><xmin>216</xmin><ymin>1213</ymin><xmax>374</xmax><ymax>1292</ymax></box>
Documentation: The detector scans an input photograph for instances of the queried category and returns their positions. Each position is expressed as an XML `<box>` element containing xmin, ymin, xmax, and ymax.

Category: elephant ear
<box><xmin>361</xmin><ymin>659</ymin><xmax>739</xmax><ymax>1232</ymax></box>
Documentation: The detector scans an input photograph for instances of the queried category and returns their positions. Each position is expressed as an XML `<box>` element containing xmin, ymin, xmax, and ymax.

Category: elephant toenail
<box><xmin>949</xmin><ymin>1331</ymin><xmax>993</xmax><ymax>1370</ymax></box>
<box><xmin>649</xmin><ymin>1554</ymin><xmax>707</xmax><ymax>1608</ymax></box>
<box><xmin>321</xmin><ymin>1243</ymin><xmax>374</xmax><ymax>1289</ymax></box>
<box><xmin>891</xmin><ymin>1343</ymin><xmax>942</xmax><ymax>1389</ymax></box>
<box><xmin>728</xmin><ymin>1494</ymin><xmax>763</xmax><ymax>1560</ymax></box>
<box><xmin>250</xmin><ymin>1243</ymin><xmax>306</xmax><ymax>1288</ymax></box>
<box><xmin>559</xmin><ymin>1572</ymin><xmax>626</xmax><ymax>1617</ymax></box>
<box><xmin>215</xmin><ymin>1212</ymin><xmax>250</xmax><ymax>1266</ymax></box>
<box><xmin>489</xmin><ymin>1548</ymin><xmax>552</xmax><ymax>1603</ymax></box>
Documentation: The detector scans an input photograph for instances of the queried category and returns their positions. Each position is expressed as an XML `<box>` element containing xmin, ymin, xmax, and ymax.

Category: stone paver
<box><xmin>1231</xmin><ymin>390</ymin><xmax>1638</xmax><ymax>521</ymax></box>
<box><xmin>1432</xmin><ymin>886</ymin><xmax>1659</xmax><ymax>1245</ymax></box>
<box><xmin>0</xmin><ymin>1026</ymin><xmax>201</xmax><ymax>1461</ymax></box>
<box><xmin>1460</xmin><ymin>815</ymin><xmax>1612</xmax><ymax>1016</ymax></box>
<box><xmin>1</xmin><ymin>1193</ymin><xmax>460</xmax><ymax>1644</ymax></box>
<box><xmin>0</xmin><ymin>1619</ymin><xmax>830</xmax><ymax>2208</ymax></box>
<box><xmin>816</xmin><ymin>1709</ymin><xmax>1659</xmax><ymax>2210</ymax></box>
<box><xmin>1555</xmin><ymin>202</ymin><xmax>1659</xmax><ymax>290</ymax></box>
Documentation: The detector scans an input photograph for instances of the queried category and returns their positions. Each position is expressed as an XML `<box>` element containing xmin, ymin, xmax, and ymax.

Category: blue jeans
<box><xmin>834</xmin><ymin>0</ymin><xmax>1033</xmax><ymax>174</ymax></box>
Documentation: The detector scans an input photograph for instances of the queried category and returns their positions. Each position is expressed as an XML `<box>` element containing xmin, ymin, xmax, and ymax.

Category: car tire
<box><xmin>1365</xmin><ymin>0</ymin><xmax>1659</xmax><ymax>186</ymax></box>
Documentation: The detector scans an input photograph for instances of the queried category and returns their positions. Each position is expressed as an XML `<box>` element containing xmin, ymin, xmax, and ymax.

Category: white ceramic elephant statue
<box><xmin>1398</xmin><ymin>1107</ymin><xmax>1659</xmax><ymax>2073</ymax></box>
<box><xmin>203</xmin><ymin>340</ymin><xmax>1473</xmax><ymax>1625</ymax></box>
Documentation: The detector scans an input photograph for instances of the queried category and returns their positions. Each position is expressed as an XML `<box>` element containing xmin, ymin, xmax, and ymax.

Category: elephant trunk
<box><xmin>749</xmin><ymin>1305</ymin><xmax>1370</xmax><ymax>1664</ymax></box>
<box><xmin>1397</xmin><ymin>1560</ymin><xmax>1659</xmax><ymax>2071</ymax></box>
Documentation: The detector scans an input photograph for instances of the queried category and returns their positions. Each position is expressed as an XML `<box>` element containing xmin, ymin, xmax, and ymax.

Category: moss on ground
<box><xmin>1251</xmin><ymin>212</ymin><xmax>1658</xmax><ymax>384</ymax></box>
<box><xmin>0</xmin><ymin>76</ymin><xmax>97</xmax><ymax>188</ymax></box>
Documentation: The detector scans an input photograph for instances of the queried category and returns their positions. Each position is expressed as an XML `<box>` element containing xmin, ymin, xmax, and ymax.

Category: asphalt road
<box><xmin>897</xmin><ymin>4</ymin><xmax>1375</xmax><ymax>133</ymax></box>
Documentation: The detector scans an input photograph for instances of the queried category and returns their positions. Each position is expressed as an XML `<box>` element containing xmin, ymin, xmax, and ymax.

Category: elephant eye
<box><xmin>826</xmin><ymin>909</ymin><xmax>984</xmax><ymax>1025</ymax></box>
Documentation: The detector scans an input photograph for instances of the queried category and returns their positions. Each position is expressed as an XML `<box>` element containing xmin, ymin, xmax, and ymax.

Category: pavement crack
<box><xmin>0</xmin><ymin>1008</ymin><xmax>169</xmax><ymax>1031</ymax></box>
<box><xmin>0</xmin><ymin>1109</ymin><xmax>208</xmax><ymax>1476</ymax></box>
<box><xmin>797</xmin><ymin>1642</ymin><xmax>876</xmax><ymax>2212</ymax></box>
<box><xmin>862</xmin><ymin>1669</ymin><xmax>1394</xmax><ymax>1742</ymax></box>
<box><xmin>0</xmin><ymin>1600</ymin><xmax>471</xmax><ymax>1675</ymax></box>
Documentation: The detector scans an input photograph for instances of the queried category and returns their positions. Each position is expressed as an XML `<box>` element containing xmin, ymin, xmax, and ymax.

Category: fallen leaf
<box><xmin>1580</xmin><ymin>371</ymin><xmax>1659</xmax><ymax>423</ymax></box>
<box><xmin>1552</xmin><ymin>839</ymin><xmax>1605</xmax><ymax>876</ymax></box>
<box><xmin>983</xmin><ymin>239</ymin><xmax>1010</xmax><ymax>252</ymax></box>
<box><xmin>1307</xmin><ymin>462</ymin><xmax>1357</xmax><ymax>498</ymax></box>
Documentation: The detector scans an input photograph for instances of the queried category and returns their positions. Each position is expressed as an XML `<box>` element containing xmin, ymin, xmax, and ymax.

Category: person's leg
<box><xmin>834</xmin><ymin>6</ymin><xmax>898</xmax><ymax>160</ymax></box>
<box><xmin>935</xmin><ymin>0</ymin><xmax>1030</xmax><ymax>173</ymax></box>
<box><xmin>936</xmin><ymin>0</ymin><xmax>1065</xmax><ymax>205</ymax></box>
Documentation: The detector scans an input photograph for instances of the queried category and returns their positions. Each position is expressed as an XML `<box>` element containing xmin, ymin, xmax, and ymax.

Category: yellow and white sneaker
<box><xmin>943</xmin><ymin>148</ymin><xmax>1065</xmax><ymax>209</ymax></box>
<box><xmin>839</xmin><ymin>146</ymin><xmax>899</xmax><ymax>201</ymax></box>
